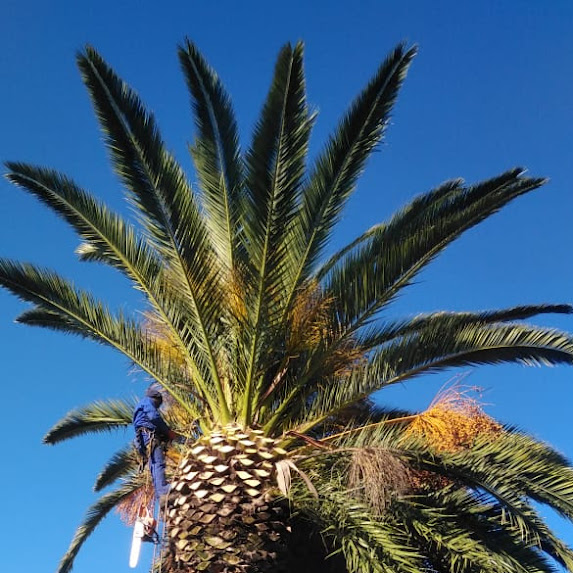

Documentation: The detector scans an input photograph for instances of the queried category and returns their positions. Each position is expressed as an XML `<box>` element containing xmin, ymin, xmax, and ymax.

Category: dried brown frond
<box><xmin>348</xmin><ymin>447</ymin><xmax>411</xmax><ymax>514</ymax></box>
<box><xmin>409</xmin><ymin>469</ymin><xmax>453</xmax><ymax>492</ymax></box>
<box><xmin>404</xmin><ymin>382</ymin><xmax>502</xmax><ymax>453</ymax></box>
<box><xmin>116</xmin><ymin>484</ymin><xmax>155</xmax><ymax>525</ymax></box>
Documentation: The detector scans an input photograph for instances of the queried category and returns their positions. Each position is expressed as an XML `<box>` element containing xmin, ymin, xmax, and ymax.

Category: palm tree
<box><xmin>2</xmin><ymin>39</ymin><xmax>573</xmax><ymax>573</ymax></box>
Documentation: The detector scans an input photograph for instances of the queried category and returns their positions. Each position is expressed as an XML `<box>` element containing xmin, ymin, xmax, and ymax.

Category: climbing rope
<box><xmin>155</xmin><ymin>494</ymin><xmax>169</xmax><ymax>573</ymax></box>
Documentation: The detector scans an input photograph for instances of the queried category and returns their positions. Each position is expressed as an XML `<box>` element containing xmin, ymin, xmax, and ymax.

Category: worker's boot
<box><xmin>141</xmin><ymin>517</ymin><xmax>158</xmax><ymax>543</ymax></box>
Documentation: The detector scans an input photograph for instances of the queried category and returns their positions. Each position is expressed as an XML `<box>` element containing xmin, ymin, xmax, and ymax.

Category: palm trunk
<box><xmin>162</xmin><ymin>424</ymin><xmax>290</xmax><ymax>572</ymax></box>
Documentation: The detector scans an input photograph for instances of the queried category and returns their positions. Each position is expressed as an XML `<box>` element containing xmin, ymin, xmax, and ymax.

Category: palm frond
<box><xmin>379</xmin><ymin>321</ymin><xmax>573</xmax><ymax>385</ymax></box>
<box><xmin>179</xmin><ymin>39</ymin><xmax>244</xmax><ymax>272</ymax></box>
<box><xmin>0</xmin><ymin>259</ymin><xmax>205</xmax><ymax>416</ymax></box>
<box><xmin>4</xmin><ymin>163</ymin><xmax>209</xmax><ymax>381</ymax></box>
<box><xmin>57</xmin><ymin>478</ymin><xmax>142</xmax><ymax>573</ymax></box>
<box><xmin>323</xmin><ymin>170</ymin><xmax>546</xmax><ymax>331</ymax></box>
<box><xmin>301</xmin><ymin>422</ymin><xmax>571</xmax><ymax>572</ymax></box>
<box><xmin>296</xmin><ymin>478</ymin><xmax>424</xmax><ymax>573</ymax></box>
<box><xmin>44</xmin><ymin>398</ymin><xmax>136</xmax><ymax>444</ymax></box>
<box><xmin>78</xmin><ymin>46</ymin><xmax>230</xmax><ymax>421</ymax></box>
<box><xmin>5</xmin><ymin>162</ymin><xmax>161</xmax><ymax>278</ymax></box>
<box><xmin>393</xmin><ymin>490</ymin><xmax>554</xmax><ymax>573</ymax></box>
<box><xmin>317</xmin><ymin>178</ymin><xmax>463</xmax><ymax>279</ymax></box>
<box><xmin>281</xmin><ymin>322</ymin><xmax>573</xmax><ymax>435</ymax></box>
<box><xmin>289</xmin><ymin>43</ymin><xmax>417</xmax><ymax>297</ymax></box>
<box><xmin>413</xmin><ymin>433</ymin><xmax>573</xmax><ymax>570</ymax></box>
<box><xmin>358</xmin><ymin>304</ymin><xmax>573</xmax><ymax>349</ymax></box>
<box><xmin>241</xmin><ymin>41</ymin><xmax>314</xmax><ymax>424</ymax></box>
<box><xmin>94</xmin><ymin>445</ymin><xmax>138</xmax><ymax>491</ymax></box>
<box><xmin>17</xmin><ymin>306</ymin><xmax>86</xmax><ymax>334</ymax></box>
<box><xmin>78</xmin><ymin>46</ymin><xmax>194</xmax><ymax>257</ymax></box>
<box><xmin>457</xmin><ymin>430</ymin><xmax>573</xmax><ymax>520</ymax></box>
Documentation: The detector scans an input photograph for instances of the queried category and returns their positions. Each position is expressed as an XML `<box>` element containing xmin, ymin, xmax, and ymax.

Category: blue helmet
<box><xmin>146</xmin><ymin>385</ymin><xmax>163</xmax><ymax>405</ymax></box>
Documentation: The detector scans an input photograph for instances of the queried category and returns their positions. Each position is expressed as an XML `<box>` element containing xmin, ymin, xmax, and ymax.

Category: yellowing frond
<box><xmin>225</xmin><ymin>269</ymin><xmax>248</xmax><ymax>323</ymax></box>
<box><xmin>143</xmin><ymin>311</ymin><xmax>190</xmax><ymax>370</ymax></box>
<box><xmin>286</xmin><ymin>280</ymin><xmax>336</xmax><ymax>350</ymax></box>
<box><xmin>287</xmin><ymin>280</ymin><xmax>366</xmax><ymax>376</ymax></box>
<box><xmin>165</xmin><ymin>401</ymin><xmax>197</xmax><ymax>431</ymax></box>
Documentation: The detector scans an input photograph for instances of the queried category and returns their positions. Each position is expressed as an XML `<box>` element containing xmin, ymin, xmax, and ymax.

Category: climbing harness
<box><xmin>135</xmin><ymin>428</ymin><xmax>156</xmax><ymax>469</ymax></box>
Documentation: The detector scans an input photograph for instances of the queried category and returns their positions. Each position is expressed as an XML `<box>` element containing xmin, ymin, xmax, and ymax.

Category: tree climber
<box><xmin>133</xmin><ymin>385</ymin><xmax>178</xmax><ymax>500</ymax></box>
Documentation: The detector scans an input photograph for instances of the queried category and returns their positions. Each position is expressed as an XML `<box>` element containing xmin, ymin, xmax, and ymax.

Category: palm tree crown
<box><xmin>2</xmin><ymin>39</ymin><xmax>573</xmax><ymax>573</ymax></box>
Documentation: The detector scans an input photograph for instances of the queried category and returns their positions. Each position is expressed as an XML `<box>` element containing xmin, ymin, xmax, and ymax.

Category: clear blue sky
<box><xmin>1</xmin><ymin>1</ymin><xmax>572</xmax><ymax>571</ymax></box>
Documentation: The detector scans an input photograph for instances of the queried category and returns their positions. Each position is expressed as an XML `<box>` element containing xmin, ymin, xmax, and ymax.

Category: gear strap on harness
<box><xmin>135</xmin><ymin>427</ymin><xmax>167</xmax><ymax>471</ymax></box>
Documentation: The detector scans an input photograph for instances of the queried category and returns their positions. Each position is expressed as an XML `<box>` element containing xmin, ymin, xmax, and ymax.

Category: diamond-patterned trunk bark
<box><xmin>162</xmin><ymin>424</ymin><xmax>290</xmax><ymax>572</ymax></box>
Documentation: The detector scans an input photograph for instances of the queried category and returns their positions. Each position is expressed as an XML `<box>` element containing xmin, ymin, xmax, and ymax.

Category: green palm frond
<box><xmin>43</xmin><ymin>398</ymin><xmax>136</xmax><ymax>444</ymax></box>
<box><xmin>432</xmin><ymin>483</ymin><xmax>571</xmax><ymax>571</ymax></box>
<box><xmin>393</xmin><ymin>490</ymin><xmax>553</xmax><ymax>573</ymax></box>
<box><xmin>57</xmin><ymin>477</ymin><xmax>142</xmax><ymax>573</ymax></box>
<box><xmin>4</xmin><ymin>163</ymin><xmax>223</xmax><ymax>403</ymax></box>
<box><xmin>377</xmin><ymin>321</ymin><xmax>573</xmax><ymax>384</ymax></box>
<box><xmin>280</xmin><ymin>322</ymin><xmax>573</xmax><ymax>435</ymax></box>
<box><xmin>297</xmin><ymin>480</ymin><xmax>424</xmax><ymax>573</ymax></box>
<box><xmin>17</xmin><ymin>306</ymin><xmax>85</xmax><ymax>334</ymax></box>
<box><xmin>241</xmin><ymin>41</ymin><xmax>314</xmax><ymax>424</ymax></box>
<box><xmin>0</xmin><ymin>259</ymin><xmax>204</xmax><ymax>415</ymax></box>
<box><xmin>453</xmin><ymin>430</ymin><xmax>573</xmax><ymax>519</ymax></box>
<box><xmin>78</xmin><ymin>44</ymin><xmax>221</xmax><ymax>302</ymax></box>
<box><xmin>94</xmin><ymin>445</ymin><xmax>138</xmax><ymax>491</ymax></box>
<box><xmin>79</xmin><ymin>46</ymin><xmax>230</xmax><ymax>421</ymax></box>
<box><xmin>243</xmin><ymin>41</ymin><xmax>312</xmax><ymax>270</ymax></box>
<box><xmin>299</xmin><ymin>426</ymin><xmax>569</xmax><ymax>572</ymax></box>
<box><xmin>0</xmin><ymin>258</ymin><xmax>128</xmax><ymax>346</ymax></box>
<box><xmin>78</xmin><ymin>46</ymin><xmax>197</xmax><ymax>257</ymax></box>
<box><xmin>5</xmin><ymin>162</ymin><xmax>162</xmax><ymax>279</ymax></box>
<box><xmin>323</xmin><ymin>170</ymin><xmax>546</xmax><ymax>331</ymax></box>
<box><xmin>358</xmin><ymin>304</ymin><xmax>573</xmax><ymax>350</ymax></box>
<box><xmin>317</xmin><ymin>179</ymin><xmax>463</xmax><ymax>279</ymax></box>
<box><xmin>401</xmin><ymin>432</ymin><xmax>573</xmax><ymax>571</ymax></box>
<box><xmin>291</xmin><ymin>44</ymin><xmax>417</xmax><ymax>290</ymax></box>
<box><xmin>179</xmin><ymin>39</ymin><xmax>244</xmax><ymax>272</ymax></box>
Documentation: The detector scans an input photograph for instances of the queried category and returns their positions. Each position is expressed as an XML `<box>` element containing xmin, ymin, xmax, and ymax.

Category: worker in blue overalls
<box><xmin>133</xmin><ymin>386</ymin><xmax>177</xmax><ymax>500</ymax></box>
